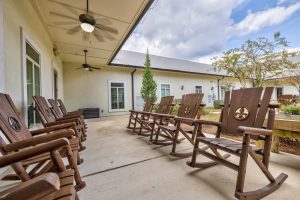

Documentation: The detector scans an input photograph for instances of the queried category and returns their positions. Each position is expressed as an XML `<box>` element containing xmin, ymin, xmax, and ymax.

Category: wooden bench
<box><xmin>277</xmin><ymin>95</ymin><xmax>298</xmax><ymax>105</ymax></box>
<box><xmin>271</xmin><ymin>119</ymin><xmax>300</xmax><ymax>153</ymax></box>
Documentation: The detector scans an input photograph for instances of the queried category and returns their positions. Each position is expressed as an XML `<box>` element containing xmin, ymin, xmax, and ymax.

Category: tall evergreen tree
<box><xmin>141</xmin><ymin>50</ymin><xmax>157</xmax><ymax>102</ymax></box>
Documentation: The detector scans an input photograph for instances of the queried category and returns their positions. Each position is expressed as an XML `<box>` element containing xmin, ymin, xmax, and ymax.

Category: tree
<box><xmin>212</xmin><ymin>32</ymin><xmax>300</xmax><ymax>88</ymax></box>
<box><xmin>141</xmin><ymin>49</ymin><xmax>157</xmax><ymax>102</ymax></box>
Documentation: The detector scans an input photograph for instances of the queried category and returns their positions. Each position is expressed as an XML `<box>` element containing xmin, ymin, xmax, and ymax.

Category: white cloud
<box><xmin>123</xmin><ymin>0</ymin><xmax>243</xmax><ymax>60</ymax></box>
<box><xmin>235</xmin><ymin>3</ymin><xmax>300</xmax><ymax>35</ymax></box>
<box><xmin>122</xmin><ymin>0</ymin><xmax>300</xmax><ymax>62</ymax></box>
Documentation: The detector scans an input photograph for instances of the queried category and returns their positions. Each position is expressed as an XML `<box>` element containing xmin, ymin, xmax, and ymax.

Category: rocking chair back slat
<box><xmin>57</xmin><ymin>99</ymin><xmax>68</xmax><ymax>115</ymax></box>
<box><xmin>221</xmin><ymin>88</ymin><xmax>266</xmax><ymax>136</ymax></box>
<box><xmin>254</xmin><ymin>87</ymin><xmax>274</xmax><ymax>128</ymax></box>
<box><xmin>143</xmin><ymin>97</ymin><xmax>154</xmax><ymax>112</ymax></box>
<box><xmin>0</xmin><ymin>93</ymin><xmax>32</xmax><ymax>149</ymax></box>
<box><xmin>48</xmin><ymin>99</ymin><xmax>64</xmax><ymax>119</ymax></box>
<box><xmin>33</xmin><ymin>96</ymin><xmax>56</xmax><ymax>124</ymax></box>
<box><xmin>177</xmin><ymin>93</ymin><xmax>204</xmax><ymax>123</ymax></box>
<box><xmin>157</xmin><ymin>96</ymin><xmax>174</xmax><ymax>114</ymax></box>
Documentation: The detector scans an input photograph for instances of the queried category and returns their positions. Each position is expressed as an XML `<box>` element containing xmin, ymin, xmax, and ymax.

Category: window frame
<box><xmin>160</xmin><ymin>83</ymin><xmax>171</xmax><ymax>98</ymax></box>
<box><xmin>195</xmin><ymin>85</ymin><xmax>203</xmax><ymax>94</ymax></box>
<box><xmin>108</xmin><ymin>81</ymin><xmax>126</xmax><ymax>112</ymax></box>
<box><xmin>21</xmin><ymin>27</ymin><xmax>42</xmax><ymax>127</ymax></box>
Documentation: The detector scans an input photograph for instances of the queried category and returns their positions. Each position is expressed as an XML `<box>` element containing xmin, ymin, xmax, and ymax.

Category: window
<box><xmin>109</xmin><ymin>82</ymin><xmax>125</xmax><ymax>111</ymax></box>
<box><xmin>26</xmin><ymin>42</ymin><xmax>41</xmax><ymax>128</ymax></box>
<box><xmin>195</xmin><ymin>86</ymin><xmax>202</xmax><ymax>94</ymax></box>
<box><xmin>220</xmin><ymin>86</ymin><xmax>226</xmax><ymax>100</ymax></box>
<box><xmin>161</xmin><ymin>84</ymin><xmax>170</xmax><ymax>97</ymax></box>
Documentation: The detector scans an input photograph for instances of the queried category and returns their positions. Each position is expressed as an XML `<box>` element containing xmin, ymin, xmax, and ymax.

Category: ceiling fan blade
<box><xmin>89</xmin><ymin>68</ymin><xmax>93</xmax><ymax>72</ymax></box>
<box><xmin>50</xmin><ymin>11</ymin><xmax>78</xmax><ymax>21</ymax></box>
<box><xmin>90</xmin><ymin>66</ymin><xmax>101</xmax><ymax>70</ymax></box>
<box><xmin>95</xmin><ymin>29</ymin><xmax>114</xmax><ymax>41</ymax></box>
<box><xmin>95</xmin><ymin>24</ymin><xmax>118</xmax><ymax>35</ymax></box>
<box><xmin>95</xmin><ymin>17</ymin><xmax>112</xmax><ymax>25</ymax></box>
<box><xmin>67</xmin><ymin>25</ymin><xmax>81</xmax><ymax>35</ymax></box>
<box><xmin>52</xmin><ymin>21</ymin><xmax>79</xmax><ymax>25</ymax></box>
<box><xmin>76</xmin><ymin>67</ymin><xmax>83</xmax><ymax>69</ymax></box>
<box><xmin>93</xmin><ymin>31</ymin><xmax>104</xmax><ymax>42</ymax></box>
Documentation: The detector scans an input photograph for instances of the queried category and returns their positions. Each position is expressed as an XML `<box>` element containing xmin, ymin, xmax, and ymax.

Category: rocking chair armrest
<box><xmin>129</xmin><ymin>110</ymin><xmax>143</xmax><ymax>114</ymax></box>
<box><xmin>193</xmin><ymin>120</ymin><xmax>222</xmax><ymax>127</ymax></box>
<box><xmin>56</xmin><ymin>117</ymin><xmax>80</xmax><ymax>123</ymax></box>
<box><xmin>174</xmin><ymin>116</ymin><xmax>198</xmax><ymax>124</ymax></box>
<box><xmin>0</xmin><ymin>173</ymin><xmax>59</xmax><ymax>200</ymax></box>
<box><xmin>0</xmin><ymin>139</ymin><xmax>69</xmax><ymax>167</ymax></box>
<box><xmin>30</xmin><ymin>122</ymin><xmax>76</xmax><ymax>136</ymax></box>
<box><xmin>237</xmin><ymin>126</ymin><xmax>273</xmax><ymax>136</ymax></box>
<box><xmin>151</xmin><ymin>113</ymin><xmax>175</xmax><ymax>118</ymax></box>
<box><xmin>3</xmin><ymin>130</ymin><xmax>73</xmax><ymax>152</ymax></box>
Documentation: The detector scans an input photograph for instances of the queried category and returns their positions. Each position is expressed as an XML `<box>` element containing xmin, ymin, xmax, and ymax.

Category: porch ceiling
<box><xmin>31</xmin><ymin>0</ymin><xmax>152</xmax><ymax>66</ymax></box>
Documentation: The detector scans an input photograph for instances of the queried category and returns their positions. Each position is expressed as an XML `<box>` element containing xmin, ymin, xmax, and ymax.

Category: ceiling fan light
<box><xmin>81</xmin><ymin>23</ymin><xmax>94</xmax><ymax>32</ymax></box>
<box><xmin>83</xmin><ymin>67</ymin><xmax>90</xmax><ymax>71</ymax></box>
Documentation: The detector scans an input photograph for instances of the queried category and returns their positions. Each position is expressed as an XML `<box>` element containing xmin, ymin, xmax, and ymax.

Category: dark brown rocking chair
<box><xmin>48</xmin><ymin>99</ymin><xmax>87</xmax><ymax>137</ymax></box>
<box><xmin>185</xmin><ymin>87</ymin><xmax>287</xmax><ymax>200</ymax></box>
<box><xmin>33</xmin><ymin>96</ymin><xmax>86</xmax><ymax>150</ymax></box>
<box><xmin>0</xmin><ymin>139</ymin><xmax>79</xmax><ymax>200</ymax></box>
<box><xmin>153</xmin><ymin>93</ymin><xmax>204</xmax><ymax>158</ymax></box>
<box><xmin>127</xmin><ymin>97</ymin><xmax>154</xmax><ymax>133</ymax></box>
<box><xmin>138</xmin><ymin>96</ymin><xmax>174</xmax><ymax>138</ymax></box>
<box><xmin>0</xmin><ymin>93</ymin><xmax>85</xmax><ymax>191</ymax></box>
<box><xmin>58</xmin><ymin>99</ymin><xmax>83</xmax><ymax>117</ymax></box>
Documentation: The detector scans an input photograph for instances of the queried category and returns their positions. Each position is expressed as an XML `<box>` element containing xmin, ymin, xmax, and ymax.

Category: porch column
<box><xmin>0</xmin><ymin>0</ymin><xmax>4</xmax><ymax>92</ymax></box>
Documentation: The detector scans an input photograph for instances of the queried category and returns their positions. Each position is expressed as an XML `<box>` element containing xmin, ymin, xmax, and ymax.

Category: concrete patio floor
<box><xmin>78</xmin><ymin>115</ymin><xmax>300</xmax><ymax>200</ymax></box>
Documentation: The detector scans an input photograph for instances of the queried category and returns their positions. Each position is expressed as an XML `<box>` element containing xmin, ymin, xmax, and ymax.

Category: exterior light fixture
<box><xmin>81</xmin><ymin>22</ymin><xmax>94</xmax><ymax>32</ymax></box>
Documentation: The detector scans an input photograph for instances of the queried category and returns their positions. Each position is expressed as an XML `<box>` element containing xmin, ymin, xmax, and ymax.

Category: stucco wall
<box><xmin>133</xmin><ymin>70</ymin><xmax>250</xmax><ymax>110</ymax></box>
<box><xmin>63</xmin><ymin>63</ymin><xmax>133</xmax><ymax>117</ymax></box>
<box><xmin>266</xmin><ymin>80</ymin><xmax>299</xmax><ymax>100</ymax></box>
<box><xmin>3</xmin><ymin>0</ymin><xmax>63</xmax><ymax>114</ymax></box>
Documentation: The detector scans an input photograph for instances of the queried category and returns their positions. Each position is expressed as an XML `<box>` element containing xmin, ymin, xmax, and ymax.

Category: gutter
<box><xmin>131</xmin><ymin>68</ymin><xmax>137</xmax><ymax>110</ymax></box>
<box><xmin>108</xmin><ymin>0</ymin><xmax>155</xmax><ymax>65</ymax></box>
<box><xmin>110</xmin><ymin>63</ymin><xmax>230</xmax><ymax>78</ymax></box>
<box><xmin>217</xmin><ymin>76</ymin><xmax>225</xmax><ymax>100</ymax></box>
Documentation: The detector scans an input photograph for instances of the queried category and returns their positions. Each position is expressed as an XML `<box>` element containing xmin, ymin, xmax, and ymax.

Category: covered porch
<box><xmin>77</xmin><ymin>115</ymin><xmax>300</xmax><ymax>199</ymax></box>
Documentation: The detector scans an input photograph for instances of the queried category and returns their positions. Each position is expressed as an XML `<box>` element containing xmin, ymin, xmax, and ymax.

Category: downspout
<box><xmin>131</xmin><ymin>68</ymin><xmax>137</xmax><ymax>110</ymax></box>
<box><xmin>217</xmin><ymin>76</ymin><xmax>225</xmax><ymax>100</ymax></box>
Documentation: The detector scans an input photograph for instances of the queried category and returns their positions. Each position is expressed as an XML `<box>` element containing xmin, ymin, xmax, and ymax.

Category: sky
<box><xmin>122</xmin><ymin>0</ymin><xmax>300</xmax><ymax>64</ymax></box>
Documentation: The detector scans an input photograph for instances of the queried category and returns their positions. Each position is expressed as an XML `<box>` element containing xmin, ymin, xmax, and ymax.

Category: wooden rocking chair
<box><xmin>58</xmin><ymin>99</ymin><xmax>83</xmax><ymax>117</ymax></box>
<box><xmin>48</xmin><ymin>99</ymin><xmax>87</xmax><ymax>136</ymax></box>
<box><xmin>33</xmin><ymin>96</ymin><xmax>86</xmax><ymax>150</ymax></box>
<box><xmin>153</xmin><ymin>93</ymin><xmax>204</xmax><ymax>157</ymax></box>
<box><xmin>0</xmin><ymin>93</ymin><xmax>85</xmax><ymax>191</ymax></box>
<box><xmin>185</xmin><ymin>87</ymin><xmax>287</xmax><ymax>199</ymax></box>
<box><xmin>138</xmin><ymin>96</ymin><xmax>174</xmax><ymax>138</ymax></box>
<box><xmin>127</xmin><ymin>97</ymin><xmax>155</xmax><ymax>133</ymax></box>
<box><xmin>0</xmin><ymin>139</ymin><xmax>79</xmax><ymax>200</ymax></box>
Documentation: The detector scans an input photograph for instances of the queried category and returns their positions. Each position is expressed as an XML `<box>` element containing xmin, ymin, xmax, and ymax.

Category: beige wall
<box><xmin>63</xmin><ymin>65</ymin><xmax>250</xmax><ymax>117</ymax></box>
<box><xmin>3</xmin><ymin>0</ymin><xmax>64</xmax><ymax>114</ymax></box>
<box><xmin>63</xmin><ymin>63</ymin><xmax>133</xmax><ymax>116</ymax></box>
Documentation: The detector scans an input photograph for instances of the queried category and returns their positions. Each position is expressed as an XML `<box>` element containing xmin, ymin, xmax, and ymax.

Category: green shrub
<box><xmin>283</xmin><ymin>105</ymin><xmax>300</xmax><ymax>115</ymax></box>
<box><xmin>213</xmin><ymin>100</ymin><xmax>224</xmax><ymax>109</ymax></box>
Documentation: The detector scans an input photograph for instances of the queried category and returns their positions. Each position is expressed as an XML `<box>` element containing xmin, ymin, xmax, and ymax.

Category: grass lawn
<box><xmin>201</xmin><ymin>107</ymin><xmax>220</xmax><ymax>122</ymax></box>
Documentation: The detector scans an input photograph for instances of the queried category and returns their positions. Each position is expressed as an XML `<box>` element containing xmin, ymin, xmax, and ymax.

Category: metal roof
<box><xmin>111</xmin><ymin>50</ymin><xmax>228</xmax><ymax>77</ymax></box>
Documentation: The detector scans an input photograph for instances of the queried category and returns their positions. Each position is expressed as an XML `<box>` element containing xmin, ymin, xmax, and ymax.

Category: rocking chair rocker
<box><xmin>184</xmin><ymin>87</ymin><xmax>287</xmax><ymax>199</ymax></box>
